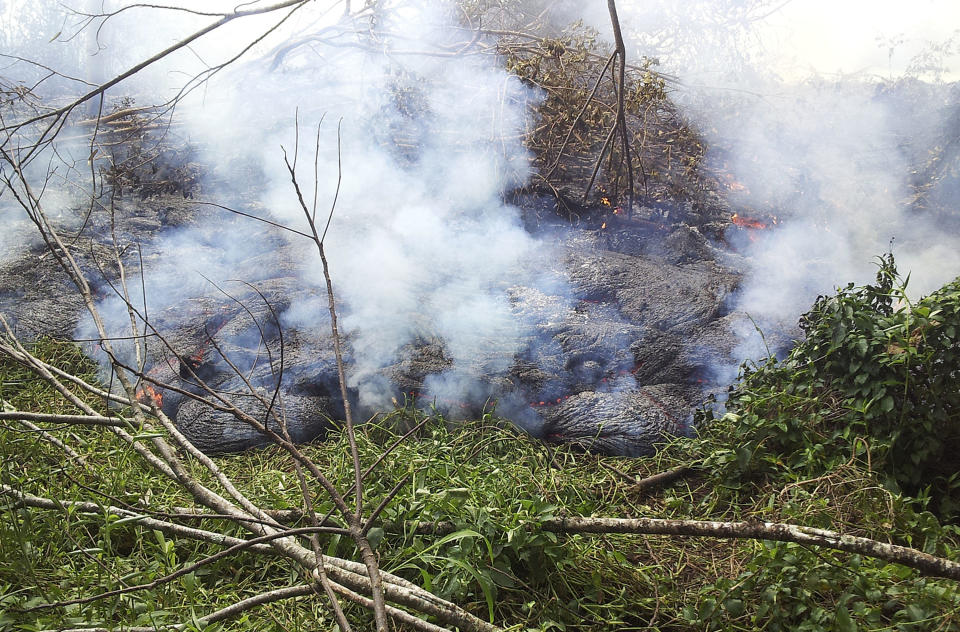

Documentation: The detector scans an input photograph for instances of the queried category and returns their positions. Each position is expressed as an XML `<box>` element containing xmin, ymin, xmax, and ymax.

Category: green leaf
<box><xmin>723</xmin><ymin>598</ymin><xmax>745</xmax><ymax>617</ymax></box>
<box><xmin>856</xmin><ymin>338</ymin><xmax>868</xmax><ymax>355</ymax></box>
<box><xmin>905</xmin><ymin>603</ymin><xmax>929</xmax><ymax>622</ymax></box>
<box><xmin>366</xmin><ymin>527</ymin><xmax>385</xmax><ymax>550</ymax></box>
<box><xmin>735</xmin><ymin>446</ymin><xmax>752</xmax><ymax>469</ymax></box>
<box><xmin>834</xmin><ymin>604</ymin><xmax>857</xmax><ymax>632</ymax></box>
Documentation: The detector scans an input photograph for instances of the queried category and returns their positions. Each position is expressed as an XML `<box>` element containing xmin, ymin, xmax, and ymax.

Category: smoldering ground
<box><xmin>11</xmin><ymin>1</ymin><xmax>954</xmax><ymax>454</ymax></box>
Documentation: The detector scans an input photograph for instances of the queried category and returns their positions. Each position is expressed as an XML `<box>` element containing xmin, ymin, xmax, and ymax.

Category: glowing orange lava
<box><xmin>137</xmin><ymin>384</ymin><xmax>163</xmax><ymax>408</ymax></box>
<box><xmin>731</xmin><ymin>213</ymin><xmax>769</xmax><ymax>230</ymax></box>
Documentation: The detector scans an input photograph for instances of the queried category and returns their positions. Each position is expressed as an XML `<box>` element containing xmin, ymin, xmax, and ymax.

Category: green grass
<box><xmin>2</xmin><ymin>322</ymin><xmax>960</xmax><ymax>631</ymax></box>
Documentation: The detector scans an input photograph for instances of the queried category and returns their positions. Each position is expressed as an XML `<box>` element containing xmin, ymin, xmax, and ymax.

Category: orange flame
<box><xmin>717</xmin><ymin>166</ymin><xmax>749</xmax><ymax>193</ymax></box>
<box><xmin>137</xmin><ymin>384</ymin><xmax>163</xmax><ymax>408</ymax></box>
<box><xmin>731</xmin><ymin>213</ymin><xmax>769</xmax><ymax>230</ymax></box>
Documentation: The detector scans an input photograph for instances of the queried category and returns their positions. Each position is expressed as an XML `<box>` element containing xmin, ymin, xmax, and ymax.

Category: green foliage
<box><xmin>680</xmin><ymin>539</ymin><xmax>960</xmax><ymax>631</ymax></box>
<box><xmin>704</xmin><ymin>254</ymin><xmax>960</xmax><ymax>517</ymax></box>
<box><xmin>5</xmin><ymin>299</ymin><xmax>960</xmax><ymax>632</ymax></box>
<box><xmin>0</xmin><ymin>340</ymin><xmax>320</xmax><ymax>631</ymax></box>
<box><xmin>680</xmin><ymin>255</ymin><xmax>960</xmax><ymax>630</ymax></box>
<box><xmin>305</xmin><ymin>411</ymin><xmax>650</xmax><ymax>628</ymax></box>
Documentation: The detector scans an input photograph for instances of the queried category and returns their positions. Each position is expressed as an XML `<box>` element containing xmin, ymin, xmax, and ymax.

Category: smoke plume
<box><xmin>571</xmin><ymin>0</ymin><xmax>960</xmax><ymax>369</ymax></box>
<box><xmin>65</xmin><ymin>1</ymin><xmax>570</xmax><ymax>414</ymax></box>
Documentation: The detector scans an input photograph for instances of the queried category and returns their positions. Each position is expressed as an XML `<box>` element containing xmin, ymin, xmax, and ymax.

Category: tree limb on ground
<box><xmin>544</xmin><ymin>516</ymin><xmax>960</xmax><ymax>581</ymax></box>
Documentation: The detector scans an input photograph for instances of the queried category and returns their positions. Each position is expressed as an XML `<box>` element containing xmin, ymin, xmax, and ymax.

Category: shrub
<box><xmin>707</xmin><ymin>254</ymin><xmax>960</xmax><ymax>517</ymax></box>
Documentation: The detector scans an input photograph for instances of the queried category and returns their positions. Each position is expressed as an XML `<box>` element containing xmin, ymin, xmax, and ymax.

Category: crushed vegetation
<box><xmin>455</xmin><ymin>2</ymin><xmax>735</xmax><ymax>231</ymax></box>
<box><xmin>3</xmin><ymin>255</ymin><xmax>960</xmax><ymax>631</ymax></box>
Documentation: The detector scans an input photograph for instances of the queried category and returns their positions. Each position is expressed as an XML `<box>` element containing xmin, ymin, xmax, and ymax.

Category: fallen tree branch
<box><xmin>326</xmin><ymin>581</ymin><xmax>455</xmax><ymax>632</ymax></box>
<box><xmin>628</xmin><ymin>465</ymin><xmax>693</xmax><ymax>494</ymax></box>
<box><xmin>1</xmin><ymin>486</ymin><xmax>274</xmax><ymax>554</ymax></box>
<box><xmin>543</xmin><ymin>516</ymin><xmax>960</xmax><ymax>581</ymax></box>
<box><xmin>0</xmin><ymin>410</ymin><xmax>131</xmax><ymax>427</ymax></box>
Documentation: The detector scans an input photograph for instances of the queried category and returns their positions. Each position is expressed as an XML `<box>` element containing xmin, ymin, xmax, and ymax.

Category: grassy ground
<box><xmin>2</xmin><ymin>333</ymin><xmax>960</xmax><ymax>631</ymax></box>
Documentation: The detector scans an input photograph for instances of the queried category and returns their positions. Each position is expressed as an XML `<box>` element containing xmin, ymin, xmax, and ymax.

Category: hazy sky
<box><xmin>594</xmin><ymin>0</ymin><xmax>960</xmax><ymax>82</ymax></box>
<box><xmin>3</xmin><ymin>1</ymin><xmax>957</xmax><ymax>84</ymax></box>
<box><xmin>757</xmin><ymin>0</ymin><xmax>960</xmax><ymax>80</ymax></box>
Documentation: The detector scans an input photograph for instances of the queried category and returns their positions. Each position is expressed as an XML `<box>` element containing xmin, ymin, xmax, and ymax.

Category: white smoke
<box><xmin>14</xmin><ymin>0</ymin><xmax>960</xmax><ymax>417</ymax></box>
<box><xmin>569</xmin><ymin>0</ymin><xmax>960</xmax><ymax>364</ymax></box>
<box><xmin>55</xmin><ymin>1</ymin><xmax>562</xmax><ymax>411</ymax></box>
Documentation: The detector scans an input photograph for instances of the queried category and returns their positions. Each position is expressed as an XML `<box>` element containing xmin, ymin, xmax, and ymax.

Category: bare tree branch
<box><xmin>281</xmin><ymin>121</ymin><xmax>388</xmax><ymax>631</ymax></box>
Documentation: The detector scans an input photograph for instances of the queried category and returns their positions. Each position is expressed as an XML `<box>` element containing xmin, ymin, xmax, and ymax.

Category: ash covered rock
<box><xmin>563</xmin><ymin>230</ymin><xmax>738</xmax><ymax>330</ymax></box>
<box><xmin>0</xmin><ymin>246</ymin><xmax>87</xmax><ymax>339</ymax></box>
<box><xmin>0</xmin><ymin>195</ymin><xmax>218</xmax><ymax>339</ymax></box>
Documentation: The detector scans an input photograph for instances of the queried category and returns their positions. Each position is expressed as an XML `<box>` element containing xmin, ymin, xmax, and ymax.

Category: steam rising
<box><xmin>6</xmin><ymin>1</ymin><xmax>960</xmax><ymax>428</ymax></box>
<box><xmin>571</xmin><ymin>0</ymin><xmax>960</xmax><ymax>367</ymax></box>
<box><xmin>68</xmin><ymin>2</ymin><xmax>561</xmax><ymax>411</ymax></box>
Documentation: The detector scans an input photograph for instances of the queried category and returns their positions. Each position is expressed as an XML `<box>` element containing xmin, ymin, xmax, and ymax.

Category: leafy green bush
<box><xmin>706</xmin><ymin>254</ymin><xmax>960</xmax><ymax>517</ymax></box>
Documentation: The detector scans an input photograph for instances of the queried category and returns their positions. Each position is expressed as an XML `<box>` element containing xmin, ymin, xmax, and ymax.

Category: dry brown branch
<box><xmin>606</xmin><ymin>0</ymin><xmax>636</xmax><ymax>213</ymax></box>
<box><xmin>544</xmin><ymin>50</ymin><xmax>616</xmax><ymax>180</ymax></box>
<box><xmin>599</xmin><ymin>460</ymin><xmax>638</xmax><ymax>484</ymax></box>
<box><xmin>583</xmin><ymin>120</ymin><xmax>618</xmax><ymax>200</ymax></box>
<box><xmin>74</xmin><ymin>105</ymin><xmax>162</xmax><ymax>126</ymax></box>
<box><xmin>1</xmin><ymin>486</ymin><xmax>274</xmax><ymax>554</ymax></box>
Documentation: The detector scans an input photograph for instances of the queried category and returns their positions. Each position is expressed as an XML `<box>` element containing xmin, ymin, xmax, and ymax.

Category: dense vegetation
<box><xmin>2</xmin><ymin>255</ymin><xmax>960</xmax><ymax>630</ymax></box>
<box><xmin>690</xmin><ymin>255</ymin><xmax>960</xmax><ymax>630</ymax></box>
<box><xmin>705</xmin><ymin>255</ymin><xmax>960</xmax><ymax>518</ymax></box>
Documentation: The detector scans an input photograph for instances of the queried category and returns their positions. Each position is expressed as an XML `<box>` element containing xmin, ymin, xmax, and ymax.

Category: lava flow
<box><xmin>137</xmin><ymin>383</ymin><xmax>164</xmax><ymax>408</ymax></box>
<box><xmin>730</xmin><ymin>212</ymin><xmax>775</xmax><ymax>230</ymax></box>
